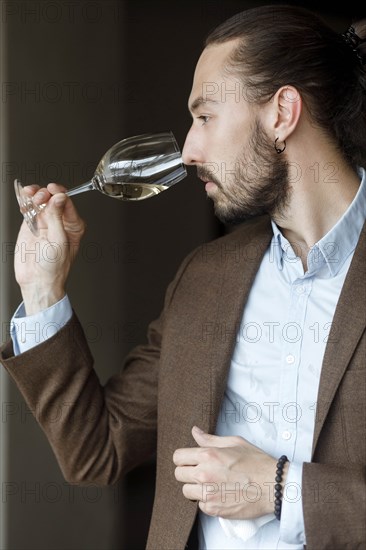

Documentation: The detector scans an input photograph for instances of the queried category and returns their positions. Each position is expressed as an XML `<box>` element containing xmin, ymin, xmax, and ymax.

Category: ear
<box><xmin>264</xmin><ymin>85</ymin><xmax>302</xmax><ymax>142</ymax></box>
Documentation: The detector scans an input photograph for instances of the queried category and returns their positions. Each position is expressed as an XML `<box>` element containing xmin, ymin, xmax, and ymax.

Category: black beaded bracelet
<box><xmin>274</xmin><ymin>455</ymin><xmax>288</xmax><ymax>520</ymax></box>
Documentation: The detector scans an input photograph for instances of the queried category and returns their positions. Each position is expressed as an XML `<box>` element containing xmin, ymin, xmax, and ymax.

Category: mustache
<box><xmin>197</xmin><ymin>166</ymin><xmax>222</xmax><ymax>189</ymax></box>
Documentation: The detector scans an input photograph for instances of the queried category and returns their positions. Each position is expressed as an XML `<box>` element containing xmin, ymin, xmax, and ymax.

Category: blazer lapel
<box><xmin>203</xmin><ymin>216</ymin><xmax>273</xmax><ymax>433</ymax></box>
<box><xmin>312</xmin><ymin>222</ymin><xmax>366</xmax><ymax>454</ymax></box>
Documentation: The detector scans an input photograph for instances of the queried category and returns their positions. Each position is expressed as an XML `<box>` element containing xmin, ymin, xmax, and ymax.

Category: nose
<box><xmin>181</xmin><ymin>126</ymin><xmax>203</xmax><ymax>166</ymax></box>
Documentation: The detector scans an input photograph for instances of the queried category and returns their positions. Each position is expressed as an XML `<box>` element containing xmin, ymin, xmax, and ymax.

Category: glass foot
<box><xmin>14</xmin><ymin>179</ymin><xmax>43</xmax><ymax>236</ymax></box>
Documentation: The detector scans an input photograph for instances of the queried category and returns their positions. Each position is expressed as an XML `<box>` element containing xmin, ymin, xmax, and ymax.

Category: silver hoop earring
<box><xmin>274</xmin><ymin>137</ymin><xmax>286</xmax><ymax>154</ymax></box>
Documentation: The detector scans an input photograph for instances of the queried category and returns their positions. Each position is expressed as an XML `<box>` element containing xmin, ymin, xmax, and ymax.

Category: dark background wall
<box><xmin>0</xmin><ymin>1</ymin><xmax>363</xmax><ymax>549</ymax></box>
<box><xmin>121</xmin><ymin>2</ymin><xmax>363</xmax><ymax>547</ymax></box>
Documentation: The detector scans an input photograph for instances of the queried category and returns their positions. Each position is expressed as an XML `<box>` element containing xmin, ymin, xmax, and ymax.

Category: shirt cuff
<box><xmin>280</xmin><ymin>461</ymin><xmax>306</xmax><ymax>545</ymax></box>
<box><xmin>10</xmin><ymin>295</ymin><xmax>73</xmax><ymax>356</ymax></box>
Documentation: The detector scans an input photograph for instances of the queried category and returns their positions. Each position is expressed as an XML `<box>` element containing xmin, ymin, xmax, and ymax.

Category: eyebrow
<box><xmin>188</xmin><ymin>96</ymin><xmax>220</xmax><ymax>114</ymax></box>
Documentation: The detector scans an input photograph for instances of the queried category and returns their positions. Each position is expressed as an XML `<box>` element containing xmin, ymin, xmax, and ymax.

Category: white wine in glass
<box><xmin>14</xmin><ymin>131</ymin><xmax>187</xmax><ymax>236</ymax></box>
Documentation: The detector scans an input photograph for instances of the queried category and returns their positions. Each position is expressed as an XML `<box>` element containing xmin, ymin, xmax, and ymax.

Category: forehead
<box><xmin>189</xmin><ymin>40</ymin><xmax>240</xmax><ymax>108</ymax></box>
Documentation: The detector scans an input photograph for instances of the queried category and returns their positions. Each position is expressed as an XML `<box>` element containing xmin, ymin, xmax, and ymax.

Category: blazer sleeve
<box><xmin>0</xmin><ymin>248</ymin><xmax>198</xmax><ymax>486</ymax></box>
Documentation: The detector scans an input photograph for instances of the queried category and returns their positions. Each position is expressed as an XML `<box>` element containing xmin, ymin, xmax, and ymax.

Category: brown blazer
<box><xmin>1</xmin><ymin>215</ymin><xmax>365</xmax><ymax>550</ymax></box>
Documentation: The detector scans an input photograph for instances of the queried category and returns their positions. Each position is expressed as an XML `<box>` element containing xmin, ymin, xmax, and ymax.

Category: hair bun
<box><xmin>344</xmin><ymin>21</ymin><xmax>366</xmax><ymax>67</ymax></box>
<box><xmin>342</xmin><ymin>27</ymin><xmax>364</xmax><ymax>65</ymax></box>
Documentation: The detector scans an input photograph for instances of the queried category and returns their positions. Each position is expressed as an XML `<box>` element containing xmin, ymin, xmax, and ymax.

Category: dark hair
<box><xmin>205</xmin><ymin>5</ymin><xmax>366</xmax><ymax>169</ymax></box>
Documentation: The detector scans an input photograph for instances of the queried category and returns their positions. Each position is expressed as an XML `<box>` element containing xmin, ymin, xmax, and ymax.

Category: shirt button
<box><xmin>296</xmin><ymin>285</ymin><xmax>305</xmax><ymax>294</ymax></box>
<box><xmin>282</xmin><ymin>430</ymin><xmax>292</xmax><ymax>440</ymax></box>
<box><xmin>286</xmin><ymin>354</ymin><xmax>295</xmax><ymax>364</ymax></box>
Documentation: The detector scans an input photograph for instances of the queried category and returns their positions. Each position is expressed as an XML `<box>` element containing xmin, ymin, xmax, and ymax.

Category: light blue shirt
<box><xmin>11</xmin><ymin>168</ymin><xmax>366</xmax><ymax>549</ymax></box>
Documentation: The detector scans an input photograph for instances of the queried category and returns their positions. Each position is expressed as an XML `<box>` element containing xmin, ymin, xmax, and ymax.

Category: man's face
<box><xmin>182</xmin><ymin>41</ymin><xmax>290</xmax><ymax>224</ymax></box>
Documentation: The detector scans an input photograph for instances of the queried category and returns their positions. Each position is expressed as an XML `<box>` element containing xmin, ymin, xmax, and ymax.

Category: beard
<box><xmin>197</xmin><ymin>119</ymin><xmax>290</xmax><ymax>225</ymax></box>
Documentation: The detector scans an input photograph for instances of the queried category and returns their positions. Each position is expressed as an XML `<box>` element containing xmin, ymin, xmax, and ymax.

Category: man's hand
<box><xmin>173</xmin><ymin>426</ymin><xmax>287</xmax><ymax>519</ymax></box>
<box><xmin>14</xmin><ymin>183</ymin><xmax>86</xmax><ymax>315</ymax></box>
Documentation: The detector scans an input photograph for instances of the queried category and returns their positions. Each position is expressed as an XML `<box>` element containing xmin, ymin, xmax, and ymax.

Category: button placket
<box><xmin>276</xmin><ymin>278</ymin><xmax>312</xmax><ymax>458</ymax></box>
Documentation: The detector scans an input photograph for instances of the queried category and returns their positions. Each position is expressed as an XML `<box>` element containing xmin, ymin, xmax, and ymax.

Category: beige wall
<box><xmin>0</xmin><ymin>9</ymin><xmax>9</xmax><ymax>550</ymax></box>
<box><xmin>0</xmin><ymin>2</ymin><xmax>125</xmax><ymax>549</ymax></box>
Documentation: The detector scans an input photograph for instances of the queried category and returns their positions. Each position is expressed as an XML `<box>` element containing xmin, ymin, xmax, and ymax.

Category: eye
<box><xmin>197</xmin><ymin>115</ymin><xmax>210</xmax><ymax>126</ymax></box>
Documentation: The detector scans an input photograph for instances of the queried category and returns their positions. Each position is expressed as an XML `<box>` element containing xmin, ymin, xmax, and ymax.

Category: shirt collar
<box><xmin>270</xmin><ymin>166</ymin><xmax>366</xmax><ymax>276</ymax></box>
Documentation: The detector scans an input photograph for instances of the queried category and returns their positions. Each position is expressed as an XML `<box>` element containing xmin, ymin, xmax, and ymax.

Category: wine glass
<box><xmin>14</xmin><ymin>131</ymin><xmax>187</xmax><ymax>236</ymax></box>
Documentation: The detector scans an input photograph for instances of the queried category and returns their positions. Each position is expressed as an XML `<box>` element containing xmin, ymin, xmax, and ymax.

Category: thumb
<box><xmin>191</xmin><ymin>426</ymin><xmax>226</xmax><ymax>448</ymax></box>
<box><xmin>43</xmin><ymin>193</ymin><xmax>68</xmax><ymax>235</ymax></box>
<box><xmin>51</xmin><ymin>192</ymin><xmax>67</xmax><ymax>211</ymax></box>
<box><xmin>192</xmin><ymin>426</ymin><xmax>244</xmax><ymax>448</ymax></box>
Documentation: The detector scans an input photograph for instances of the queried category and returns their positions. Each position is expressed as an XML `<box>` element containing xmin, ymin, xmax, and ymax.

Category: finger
<box><xmin>47</xmin><ymin>183</ymin><xmax>68</xmax><ymax>195</ymax></box>
<box><xmin>174</xmin><ymin>466</ymin><xmax>200</xmax><ymax>483</ymax></box>
<box><xmin>43</xmin><ymin>192</ymin><xmax>85</xmax><ymax>238</ymax></box>
<box><xmin>21</xmin><ymin>184</ymin><xmax>40</xmax><ymax>198</ymax></box>
<box><xmin>173</xmin><ymin>448</ymin><xmax>201</xmax><ymax>466</ymax></box>
<box><xmin>32</xmin><ymin>187</ymin><xmax>52</xmax><ymax>206</ymax></box>
<box><xmin>192</xmin><ymin>426</ymin><xmax>244</xmax><ymax>448</ymax></box>
<box><xmin>182</xmin><ymin>483</ymin><xmax>205</xmax><ymax>501</ymax></box>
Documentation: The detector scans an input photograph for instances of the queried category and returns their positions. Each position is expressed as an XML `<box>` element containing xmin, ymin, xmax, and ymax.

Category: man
<box><xmin>1</xmin><ymin>5</ymin><xmax>365</xmax><ymax>549</ymax></box>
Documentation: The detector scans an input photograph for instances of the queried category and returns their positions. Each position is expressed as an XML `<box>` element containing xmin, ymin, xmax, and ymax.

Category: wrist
<box><xmin>21</xmin><ymin>285</ymin><xmax>65</xmax><ymax>315</ymax></box>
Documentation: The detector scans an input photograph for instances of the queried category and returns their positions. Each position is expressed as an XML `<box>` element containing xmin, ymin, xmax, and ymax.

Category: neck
<box><xmin>272</xmin><ymin>153</ymin><xmax>361</xmax><ymax>271</ymax></box>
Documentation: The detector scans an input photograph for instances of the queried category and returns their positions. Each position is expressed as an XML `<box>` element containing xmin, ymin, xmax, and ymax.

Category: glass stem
<box><xmin>65</xmin><ymin>179</ymin><xmax>96</xmax><ymax>197</ymax></box>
